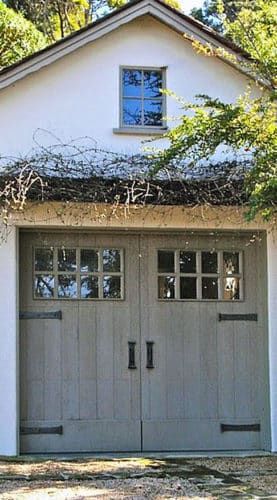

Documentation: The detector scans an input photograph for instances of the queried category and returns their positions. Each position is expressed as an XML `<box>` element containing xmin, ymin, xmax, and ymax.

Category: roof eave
<box><xmin>0</xmin><ymin>0</ymin><xmax>249</xmax><ymax>92</ymax></box>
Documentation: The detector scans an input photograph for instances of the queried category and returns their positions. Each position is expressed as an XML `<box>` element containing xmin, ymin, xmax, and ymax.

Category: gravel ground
<box><xmin>0</xmin><ymin>456</ymin><xmax>276</xmax><ymax>499</ymax></box>
<box><xmin>193</xmin><ymin>456</ymin><xmax>277</xmax><ymax>496</ymax></box>
<box><xmin>0</xmin><ymin>477</ymin><xmax>208</xmax><ymax>499</ymax></box>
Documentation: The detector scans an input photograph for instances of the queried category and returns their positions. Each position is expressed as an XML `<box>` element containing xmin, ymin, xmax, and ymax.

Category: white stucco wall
<box><xmin>268</xmin><ymin>230</ymin><xmax>277</xmax><ymax>452</ymax></box>
<box><xmin>0</xmin><ymin>16</ymin><xmax>253</xmax><ymax>157</ymax></box>
<box><xmin>0</xmin><ymin>228</ymin><xmax>18</xmax><ymax>456</ymax></box>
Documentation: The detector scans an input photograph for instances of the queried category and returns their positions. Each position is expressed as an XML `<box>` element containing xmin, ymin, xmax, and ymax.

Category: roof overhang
<box><xmin>0</xmin><ymin>0</ymin><xmax>248</xmax><ymax>92</ymax></box>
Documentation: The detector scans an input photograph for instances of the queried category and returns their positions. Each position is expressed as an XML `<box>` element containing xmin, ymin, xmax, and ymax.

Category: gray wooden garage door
<box><xmin>20</xmin><ymin>231</ymin><xmax>269</xmax><ymax>453</ymax></box>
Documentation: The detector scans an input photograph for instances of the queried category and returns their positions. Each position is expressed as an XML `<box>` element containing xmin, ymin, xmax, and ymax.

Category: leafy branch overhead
<box><xmin>0</xmin><ymin>1</ymin><xmax>46</xmax><ymax>69</ymax></box>
<box><xmin>3</xmin><ymin>0</ymin><xmax>182</xmax><ymax>42</ymax></box>
<box><xmin>158</xmin><ymin>0</ymin><xmax>277</xmax><ymax>221</ymax></box>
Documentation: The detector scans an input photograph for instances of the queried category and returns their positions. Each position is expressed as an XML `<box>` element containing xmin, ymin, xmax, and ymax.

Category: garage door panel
<box><xmin>199</xmin><ymin>303</ymin><xmax>218</xmax><ymax>420</ymax></box>
<box><xmin>142</xmin><ymin>420</ymin><xmax>261</xmax><ymax>451</ymax></box>
<box><xmin>78</xmin><ymin>306</ymin><xmax>97</xmax><ymax>380</ymax></box>
<box><xmin>79</xmin><ymin>379</ymin><xmax>97</xmax><ymax>419</ymax></box>
<box><xmin>20</xmin><ymin>231</ymin><xmax>141</xmax><ymax>452</ymax></box>
<box><xmin>44</xmin><ymin>380</ymin><xmax>62</xmax><ymax>420</ymax></box>
<box><xmin>140</xmin><ymin>233</ymin><xmax>264</xmax><ymax>451</ymax></box>
<box><xmin>21</xmin><ymin>420</ymin><xmax>141</xmax><ymax>453</ymax></box>
<box><xmin>217</xmin><ymin>321</ymin><xmax>236</xmax><ymax>419</ymax></box>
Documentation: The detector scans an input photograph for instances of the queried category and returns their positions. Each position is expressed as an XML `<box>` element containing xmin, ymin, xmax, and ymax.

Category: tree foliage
<box><xmin>4</xmin><ymin>0</ymin><xmax>91</xmax><ymax>41</ymax></box>
<box><xmin>157</xmin><ymin>0</ymin><xmax>277</xmax><ymax>221</ymax></box>
<box><xmin>190</xmin><ymin>0</ymin><xmax>242</xmax><ymax>32</ymax></box>
<box><xmin>4</xmin><ymin>0</ymin><xmax>183</xmax><ymax>42</ymax></box>
<box><xmin>0</xmin><ymin>1</ymin><xmax>46</xmax><ymax>69</ymax></box>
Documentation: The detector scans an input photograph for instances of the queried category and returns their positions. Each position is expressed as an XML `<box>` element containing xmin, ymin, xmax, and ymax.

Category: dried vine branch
<box><xmin>0</xmin><ymin>132</ymin><xmax>252</xmax><ymax>233</ymax></box>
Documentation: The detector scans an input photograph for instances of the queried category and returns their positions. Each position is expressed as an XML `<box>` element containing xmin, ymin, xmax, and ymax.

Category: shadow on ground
<box><xmin>0</xmin><ymin>455</ymin><xmax>276</xmax><ymax>499</ymax></box>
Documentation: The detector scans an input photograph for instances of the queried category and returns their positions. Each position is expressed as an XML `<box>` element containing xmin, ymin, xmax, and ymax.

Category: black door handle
<box><xmin>146</xmin><ymin>341</ymin><xmax>154</xmax><ymax>369</ymax></box>
<box><xmin>128</xmin><ymin>342</ymin><xmax>137</xmax><ymax>369</ymax></box>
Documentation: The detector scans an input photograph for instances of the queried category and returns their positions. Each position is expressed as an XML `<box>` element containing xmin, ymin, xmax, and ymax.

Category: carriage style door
<box><xmin>20</xmin><ymin>231</ymin><xmax>267</xmax><ymax>453</ymax></box>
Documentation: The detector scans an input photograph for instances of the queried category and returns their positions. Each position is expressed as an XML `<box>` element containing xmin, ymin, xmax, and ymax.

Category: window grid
<box><xmin>157</xmin><ymin>249</ymin><xmax>243</xmax><ymax>301</ymax></box>
<box><xmin>33</xmin><ymin>247</ymin><xmax>124</xmax><ymax>300</ymax></box>
<box><xmin>121</xmin><ymin>67</ymin><xmax>166</xmax><ymax>128</ymax></box>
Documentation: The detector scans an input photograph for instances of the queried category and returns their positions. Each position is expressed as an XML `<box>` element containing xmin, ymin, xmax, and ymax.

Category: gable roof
<box><xmin>0</xmin><ymin>0</ymin><xmax>246</xmax><ymax>91</ymax></box>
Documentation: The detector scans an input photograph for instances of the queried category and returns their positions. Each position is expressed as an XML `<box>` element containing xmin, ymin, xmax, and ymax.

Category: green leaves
<box><xmin>0</xmin><ymin>1</ymin><xmax>46</xmax><ymax>69</ymax></box>
<box><xmin>158</xmin><ymin>0</ymin><xmax>277</xmax><ymax>222</ymax></box>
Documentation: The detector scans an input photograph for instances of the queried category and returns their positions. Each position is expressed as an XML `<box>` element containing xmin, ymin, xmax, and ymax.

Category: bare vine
<box><xmin>0</xmin><ymin>131</ymin><xmax>256</xmax><ymax>238</ymax></box>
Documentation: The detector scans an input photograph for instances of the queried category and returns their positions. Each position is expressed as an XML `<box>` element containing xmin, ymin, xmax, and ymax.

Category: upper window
<box><xmin>121</xmin><ymin>68</ymin><xmax>165</xmax><ymax>128</ymax></box>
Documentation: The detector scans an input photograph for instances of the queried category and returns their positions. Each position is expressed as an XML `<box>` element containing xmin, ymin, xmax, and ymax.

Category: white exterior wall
<box><xmin>0</xmin><ymin>16</ymin><xmax>252</xmax><ymax>156</ymax></box>
<box><xmin>268</xmin><ymin>230</ymin><xmax>277</xmax><ymax>452</ymax></box>
<box><xmin>0</xmin><ymin>228</ymin><xmax>18</xmax><ymax>456</ymax></box>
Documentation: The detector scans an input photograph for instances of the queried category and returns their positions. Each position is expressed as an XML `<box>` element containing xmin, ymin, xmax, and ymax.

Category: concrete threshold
<box><xmin>15</xmin><ymin>450</ymin><xmax>274</xmax><ymax>461</ymax></box>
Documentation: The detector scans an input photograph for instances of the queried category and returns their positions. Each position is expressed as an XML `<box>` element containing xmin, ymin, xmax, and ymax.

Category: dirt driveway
<box><xmin>0</xmin><ymin>455</ymin><xmax>276</xmax><ymax>499</ymax></box>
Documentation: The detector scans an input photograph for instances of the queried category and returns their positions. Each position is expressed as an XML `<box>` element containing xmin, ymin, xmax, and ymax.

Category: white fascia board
<box><xmin>0</xmin><ymin>0</ymin><xmax>245</xmax><ymax>92</ymax></box>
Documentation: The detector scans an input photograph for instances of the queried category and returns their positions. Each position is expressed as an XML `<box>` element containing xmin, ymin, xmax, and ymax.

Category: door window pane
<box><xmin>180</xmin><ymin>277</ymin><xmax>197</xmax><ymax>299</ymax></box>
<box><xmin>158</xmin><ymin>250</ymin><xmax>175</xmax><ymax>273</ymax></box>
<box><xmin>224</xmin><ymin>252</ymin><xmax>240</xmax><ymax>275</ymax></box>
<box><xmin>202</xmin><ymin>277</ymin><xmax>218</xmax><ymax>299</ymax></box>
<box><xmin>58</xmin><ymin>275</ymin><xmax>77</xmax><ymax>298</ymax></box>
<box><xmin>180</xmin><ymin>251</ymin><xmax>196</xmax><ymax>273</ymax></box>
<box><xmin>34</xmin><ymin>275</ymin><xmax>54</xmax><ymax>298</ymax></box>
<box><xmin>81</xmin><ymin>276</ymin><xmax>99</xmax><ymax>299</ymax></box>
<box><xmin>80</xmin><ymin>249</ymin><xmax>99</xmax><ymax>272</ymax></box>
<box><xmin>202</xmin><ymin>252</ymin><xmax>218</xmax><ymax>273</ymax></box>
<box><xmin>58</xmin><ymin>248</ymin><xmax>77</xmax><ymax>272</ymax></box>
<box><xmin>103</xmin><ymin>249</ymin><xmax>121</xmax><ymax>272</ymax></box>
<box><xmin>35</xmin><ymin>248</ymin><xmax>53</xmax><ymax>271</ymax></box>
<box><xmin>158</xmin><ymin>276</ymin><xmax>175</xmax><ymax>299</ymax></box>
<box><xmin>103</xmin><ymin>276</ymin><xmax>121</xmax><ymax>298</ymax></box>
<box><xmin>224</xmin><ymin>277</ymin><xmax>240</xmax><ymax>300</ymax></box>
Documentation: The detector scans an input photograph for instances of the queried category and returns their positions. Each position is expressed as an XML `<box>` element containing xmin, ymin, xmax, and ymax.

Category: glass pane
<box><xmin>144</xmin><ymin>100</ymin><xmax>162</xmax><ymax>126</ymax></box>
<box><xmin>35</xmin><ymin>248</ymin><xmax>53</xmax><ymax>271</ymax></box>
<box><xmin>123</xmin><ymin>99</ymin><xmax>142</xmax><ymax>125</ymax></box>
<box><xmin>180</xmin><ymin>251</ymin><xmax>196</xmax><ymax>273</ymax></box>
<box><xmin>202</xmin><ymin>277</ymin><xmax>218</xmax><ymax>299</ymax></box>
<box><xmin>103</xmin><ymin>276</ymin><xmax>121</xmax><ymax>299</ymax></box>
<box><xmin>158</xmin><ymin>276</ymin><xmax>175</xmax><ymax>299</ymax></box>
<box><xmin>80</xmin><ymin>249</ymin><xmax>99</xmax><ymax>272</ymax></box>
<box><xmin>158</xmin><ymin>250</ymin><xmax>175</xmax><ymax>273</ymax></box>
<box><xmin>58</xmin><ymin>275</ymin><xmax>77</xmax><ymax>298</ymax></box>
<box><xmin>223</xmin><ymin>252</ymin><xmax>240</xmax><ymax>275</ymax></box>
<box><xmin>103</xmin><ymin>249</ymin><xmax>121</xmax><ymax>272</ymax></box>
<box><xmin>34</xmin><ymin>275</ymin><xmax>54</xmax><ymax>298</ymax></box>
<box><xmin>81</xmin><ymin>276</ymin><xmax>99</xmax><ymax>299</ymax></box>
<box><xmin>201</xmin><ymin>252</ymin><xmax>218</xmax><ymax>273</ymax></box>
<box><xmin>144</xmin><ymin>71</ymin><xmax>162</xmax><ymax>98</ymax></box>
<box><xmin>180</xmin><ymin>277</ymin><xmax>197</xmax><ymax>299</ymax></box>
<box><xmin>122</xmin><ymin>69</ymin><xmax>142</xmax><ymax>97</ymax></box>
<box><xmin>58</xmin><ymin>248</ymin><xmax>76</xmax><ymax>272</ymax></box>
<box><xmin>224</xmin><ymin>277</ymin><xmax>240</xmax><ymax>300</ymax></box>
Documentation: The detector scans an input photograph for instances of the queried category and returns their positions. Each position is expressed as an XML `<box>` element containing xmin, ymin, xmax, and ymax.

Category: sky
<box><xmin>182</xmin><ymin>0</ymin><xmax>204</xmax><ymax>13</ymax></box>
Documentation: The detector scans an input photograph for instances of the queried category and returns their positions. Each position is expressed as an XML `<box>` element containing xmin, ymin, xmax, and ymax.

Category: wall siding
<box><xmin>0</xmin><ymin>228</ymin><xmax>18</xmax><ymax>456</ymax></box>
